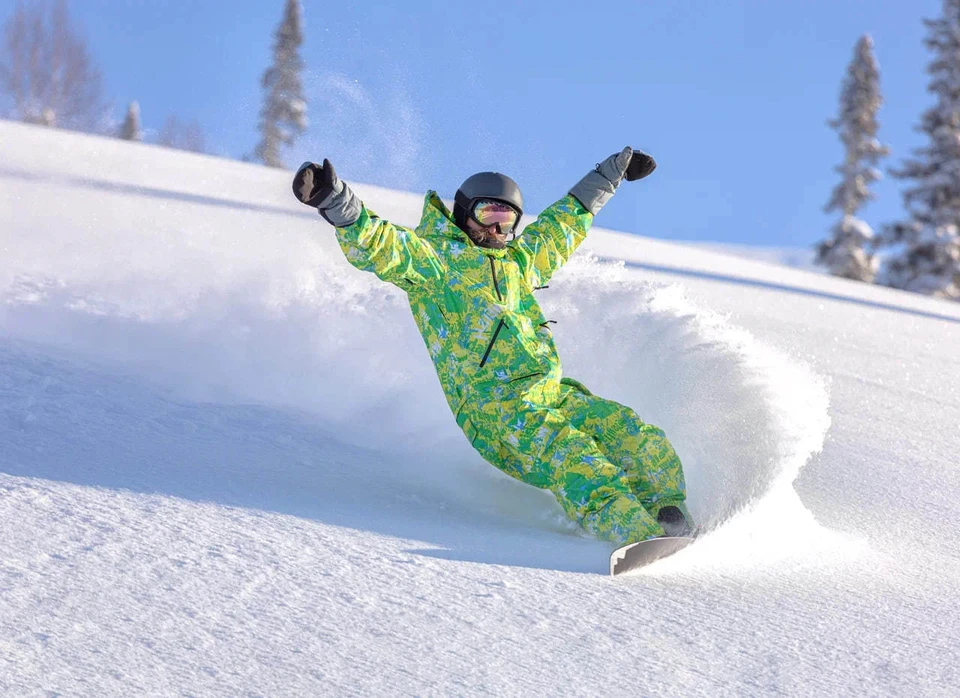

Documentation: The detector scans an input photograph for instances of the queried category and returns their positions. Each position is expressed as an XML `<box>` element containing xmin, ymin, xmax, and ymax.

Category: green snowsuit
<box><xmin>335</xmin><ymin>191</ymin><xmax>688</xmax><ymax>545</ymax></box>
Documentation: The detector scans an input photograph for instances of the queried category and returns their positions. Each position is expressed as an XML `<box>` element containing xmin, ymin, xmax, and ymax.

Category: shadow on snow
<box><xmin>616</xmin><ymin>259</ymin><xmax>960</xmax><ymax>326</ymax></box>
<box><xmin>0</xmin><ymin>340</ymin><xmax>608</xmax><ymax>575</ymax></box>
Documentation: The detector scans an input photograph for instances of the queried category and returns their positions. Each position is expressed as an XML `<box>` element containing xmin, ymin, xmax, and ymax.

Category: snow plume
<box><xmin>544</xmin><ymin>255</ymin><xmax>832</xmax><ymax>532</ymax></box>
<box><xmin>0</xmin><ymin>117</ymin><xmax>835</xmax><ymax>553</ymax></box>
<box><xmin>301</xmin><ymin>71</ymin><xmax>424</xmax><ymax>192</ymax></box>
<box><xmin>1</xmin><ymin>247</ymin><xmax>832</xmax><ymax>552</ymax></box>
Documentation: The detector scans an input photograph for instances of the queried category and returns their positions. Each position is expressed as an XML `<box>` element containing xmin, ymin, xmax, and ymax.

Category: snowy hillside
<box><xmin>1</xmin><ymin>119</ymin><xmax>959</xmax><ymax>696</ymax></box>
<box><xmin>682</xmin><ymin>241</ymin><xmax>819</xmax><ymax>271</ymax></box>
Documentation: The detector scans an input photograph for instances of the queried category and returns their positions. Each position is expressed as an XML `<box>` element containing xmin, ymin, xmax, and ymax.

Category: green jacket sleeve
<box><xmin>335</xmin><ymin>205</ymin><xmax>445</xmax><ymax>288</ymax></box>
<box><xmin>507</xmin><ymin>194</ymin><xmax>594</xmax><ymax>289</ymax></box>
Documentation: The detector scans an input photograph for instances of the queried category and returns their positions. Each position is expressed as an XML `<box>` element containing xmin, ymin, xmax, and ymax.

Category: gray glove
<box><xmin>292</xmin><ymin>159</ymin><xmax>362</xmax><ymax>228</ymax></box>
<box><xmin>569</xmin><ymin>146</ymin><xmax>657</xmax><ymax>214</ymax></box>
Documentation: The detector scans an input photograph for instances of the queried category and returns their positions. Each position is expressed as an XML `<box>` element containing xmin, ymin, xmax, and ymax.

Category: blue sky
<box><xmin>1</xmin><ymin>0</ymin><xmax>944</xmax><ymax>247</ymax></box>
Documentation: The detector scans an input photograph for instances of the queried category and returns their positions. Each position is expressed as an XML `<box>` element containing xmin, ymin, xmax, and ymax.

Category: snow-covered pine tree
<box><xmin>817</xmin><ymin>35</ymin><xmax>888</xmax><ymax>282</ymax></box>
<box><xmin>254</xmin><ymin>0</ymin><xmax>307</xmax><ymax>169</ymax></box>
<box><xmin>119</xmin><ymin>101</ymin><xmax>142</xmax><ymax>141</ymax></box>
<box><xmin>880</xmin><ymin>0</ymin><xmax>960</xmax><ymax>299</ymax></box>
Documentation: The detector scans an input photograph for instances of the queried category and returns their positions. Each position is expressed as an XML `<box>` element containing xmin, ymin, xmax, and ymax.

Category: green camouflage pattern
<box><xmin>334</xmin><ymin>191</ymin><xmax>688</xmax><ymax>544</ymax></box>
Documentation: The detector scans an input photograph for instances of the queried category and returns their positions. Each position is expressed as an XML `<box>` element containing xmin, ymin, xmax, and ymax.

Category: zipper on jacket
<box><xmin>489</xmin><ymin>257</ymin><xmax>503</xmax><ymax>301</ymax></box>
<box><xmin>480</xmin><ymin>319</ymin><xmax>506</xmax><ymax>368</ymax></box>
<box><xmin>508</xmin><ymin>372</ymin><xmax>544</xmax><ymax>384</ymax></box>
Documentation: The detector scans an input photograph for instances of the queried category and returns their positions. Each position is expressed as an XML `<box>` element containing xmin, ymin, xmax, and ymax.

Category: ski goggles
<box><xmin>469</xmin><ymin>199</ymin><xmax>520</xmax><ymax>232</ymax></box>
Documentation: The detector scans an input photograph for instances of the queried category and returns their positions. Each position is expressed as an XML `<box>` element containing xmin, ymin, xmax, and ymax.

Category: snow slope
<box><xmin>1</xmin><ymin>119</ymin><xmax>959</xmax><ymax>696</ymax></box>
<box><xmin>681</xmin><ymin>241</ymin><xmax>819</xmax><ymax>272</ymax></box>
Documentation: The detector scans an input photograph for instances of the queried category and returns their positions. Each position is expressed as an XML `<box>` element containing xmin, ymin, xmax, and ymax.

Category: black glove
<box><xmin>292</xmin><ymin>158</ymin><xmax>363</xmax><ymax>228</ymax></box>
<box><xmin>293</xmin><ymin>158</ymin><xmax>337</xmax><ymax>208</ymax></box>
<box><xmin>625</xmin><ymin>151</ymin><xmax>657</xmax><ymax>181</ymax></box>
<box><xmin>570</xmin><ymin>146</ymin><xmax>657</xmax><ymax>214</ymax></box>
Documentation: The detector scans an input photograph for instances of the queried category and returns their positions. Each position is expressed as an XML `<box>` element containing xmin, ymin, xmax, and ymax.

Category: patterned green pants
<box><xmin>459</xmin><ymin>376</ymin><xmax>689</xmax><ymax>545</ymax></box>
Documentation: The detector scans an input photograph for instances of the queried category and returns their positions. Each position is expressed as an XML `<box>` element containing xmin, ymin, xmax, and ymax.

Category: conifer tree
<box><xmin>254</xmin><ymin>0</ymin><xmax>307</xmax><ymax>168</ymax></box>
<box><xmin>817</xmin><ymin>35</ymin><xmax>888</xmax><ymax>282</ymax></box>
<box><xmin>880</xmin><ymin>0</ymin><xmax>960</xmax><ymax>299</ymax></box>
<box><xmin>119</xmin><ymin>101</ymin><xmax>142</xmax><ymax>141</ymax></box>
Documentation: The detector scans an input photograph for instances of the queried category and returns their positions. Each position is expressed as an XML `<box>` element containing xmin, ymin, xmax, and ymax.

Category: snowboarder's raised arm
<box><xmin>509</xmin><ymin>146</ymin><xmax>656</xmax><ymax>289</ymax></box>
<box><xmin>292</xmin><ymin>159</ymin><xmax>443</xmax><ymax>288</ymax></box>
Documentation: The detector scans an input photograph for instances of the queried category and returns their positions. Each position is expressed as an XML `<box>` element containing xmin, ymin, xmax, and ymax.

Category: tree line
<box><xmin>2</xmin><ymin>0</ymin><xmax>959</xmax><ymax>300</ymax></box>
<box><xmin>818</xmin><ymin>0</ymin><xmax>960</xmax><ymax>300</ymax></box>
<box><xmin>0</xmin><ymin>0</ymin><xmax>304</xmax><ymax>163</ymax></box>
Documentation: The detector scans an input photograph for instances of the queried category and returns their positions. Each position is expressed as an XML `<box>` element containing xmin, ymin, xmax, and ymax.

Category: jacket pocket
<box><xmin>479</xmin><ymin>318</ymin><xmax>506</xmax><ymax>368</ymax></box>
<box><xmin>474</xmin><ymin>313</ymin><xmax>548</xmax><ymax>381</ymax></box>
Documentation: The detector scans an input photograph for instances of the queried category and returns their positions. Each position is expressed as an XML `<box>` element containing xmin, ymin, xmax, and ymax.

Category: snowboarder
<box><xmin>292</xmin><ymin>147</ymin><xmax>693</xmax><ymax>546</ymax></box>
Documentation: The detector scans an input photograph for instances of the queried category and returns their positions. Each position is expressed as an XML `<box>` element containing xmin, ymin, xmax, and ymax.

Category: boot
<box><xmin>657</xmin><ymin>505</ymin><xmax>694</xmax><ymax>538</ymax></box>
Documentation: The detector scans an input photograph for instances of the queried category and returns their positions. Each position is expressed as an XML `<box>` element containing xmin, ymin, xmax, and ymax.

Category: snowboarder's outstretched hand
<box><xmin>624</xmin><ymin>150</ymin><xmax>657</xmax><ymax>181</ymax></box>
<box><xmin>596</xmin><ymin>147</ymin><xmax>657</xmax><ymax>185</ymax></box>
<box><xmin>569</xmin><ymin>146</ymin><xmax>657</xmax><ymax>215</ymax></box>
<box><xmin>291</xmin><ymin>158</ymin><xmax>363</xmax><ymax>228</ymax></box>
<box><xmin>293</xmin><ymin>159</ymin><xmax>337</xmax><ymax>208</ymax></box>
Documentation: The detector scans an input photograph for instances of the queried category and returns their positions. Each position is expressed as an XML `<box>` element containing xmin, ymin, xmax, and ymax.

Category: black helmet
<box><xmin>453</xmin><ymin>171</ymin><xmax>524</xmax><ymax>234</ymax></box>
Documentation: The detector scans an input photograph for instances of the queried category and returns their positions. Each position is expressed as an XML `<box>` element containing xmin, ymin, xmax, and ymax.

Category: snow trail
<box><xmin>1</xmin><ymin>252</ymin><xmax>834</xmax><ymax>562</ymax></box>
<box><xmin>1</xmin><ymin>119</ymin><xmax>839</xmax><ymax>567</ymax></box>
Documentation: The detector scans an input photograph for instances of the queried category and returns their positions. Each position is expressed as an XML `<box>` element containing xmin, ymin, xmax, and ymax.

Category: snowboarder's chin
<box><xmin>468</xmin><ymin>226</ymin><xmax>507</xmax><ymax>249</ymax></box>
<box><xmin>483</xmin><ymin>231</ymin><xmax>507</xmax><ymax>249</ymax></box>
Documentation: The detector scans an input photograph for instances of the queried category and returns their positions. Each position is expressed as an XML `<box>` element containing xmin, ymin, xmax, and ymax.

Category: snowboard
<box><xmin>609</xmin><ymin>536</ymin><xmax>695</xmax><ymax>576</ymax></box>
